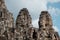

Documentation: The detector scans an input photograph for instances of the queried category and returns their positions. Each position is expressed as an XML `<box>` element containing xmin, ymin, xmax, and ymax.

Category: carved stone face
<box><xmin>39</xmin><ymin>11</ymin><xmax>52</xmax><ymax>29</ymax></box>
<box><xmin>16</xmin><ymin>8</ymin><xmax>32</xmax><ymax>28</ymax></box>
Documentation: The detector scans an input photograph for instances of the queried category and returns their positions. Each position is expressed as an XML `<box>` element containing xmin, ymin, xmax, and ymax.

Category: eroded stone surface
<box><xmin>0</xmin><ymin>0</ymin><xmax>60</xmax><ymax>40</ymax></box>
<box><xmin>0</xmin><ymin>0</ymin><xmax>14</xmax><ymax>40</ymax></box>
<box><xmin>38</xmin><ymin>11</ymin><xmax>60</xmax><ymax>40</ymax></box>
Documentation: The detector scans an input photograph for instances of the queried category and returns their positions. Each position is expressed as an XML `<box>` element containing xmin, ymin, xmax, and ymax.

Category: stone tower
<box><xmin>0</xmin><ymin>0</ymin><xmax>60</xmax><ymax>40</ymax></box>
<box><xmin>15</xmin><ymin>8</ymin><xmax>32</xmax><ymax>40</ymax></box>
<box><xmin>0</xmin><ymin>0</ymin><xmax>14</xmax><ymax>40</ymax></box>
<box><xmin>16</xmin><ymin>8</ymin><xmax>32</xmax><ymax>29</ymax></box>
<box><xmin>38</xmin><ymin>11</ymin><xmax>53</xmax><ymax>29</ymax></box>
<box><xmin>38</xmin><ymin>11</ymin><xmax>59</xmax><ymax>40</ymax></box>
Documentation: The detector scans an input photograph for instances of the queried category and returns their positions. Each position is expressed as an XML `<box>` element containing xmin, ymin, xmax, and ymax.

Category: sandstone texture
<box><xmin>0</xmin><ymin>0</ymin><xmax>60</xmax><ymax>40</ymax></box>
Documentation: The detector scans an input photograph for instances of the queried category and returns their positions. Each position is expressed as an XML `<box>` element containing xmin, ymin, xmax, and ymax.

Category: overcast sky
<box><xmin>5</xmin><ymin>0</ymin><xmax>60</xmax><ymax>35</ymax></box>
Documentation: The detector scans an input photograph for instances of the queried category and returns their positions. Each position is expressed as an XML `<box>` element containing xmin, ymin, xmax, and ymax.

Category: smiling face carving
<box><xmin>38</xmin><ymin>11</ymin><xmax>53</xmax><ymax>29</ymax></box>
<box><xmin>16</xmin><ymin>8</ymin><xmax>32</xmax><ymax>28</ymax></box>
